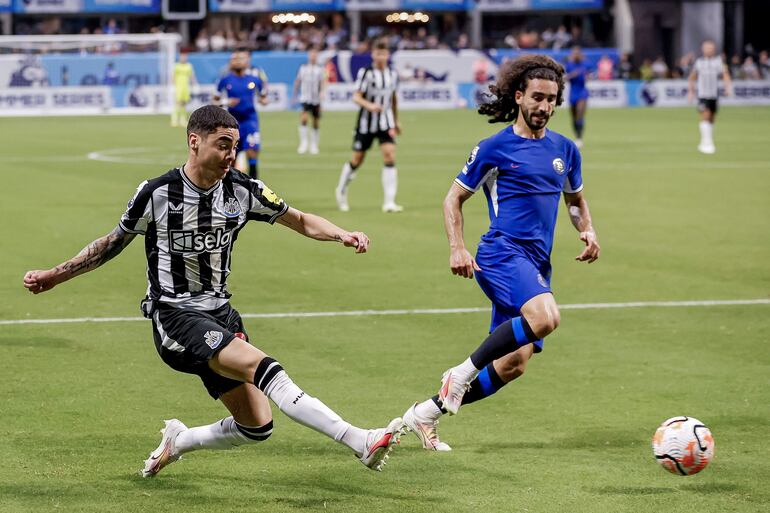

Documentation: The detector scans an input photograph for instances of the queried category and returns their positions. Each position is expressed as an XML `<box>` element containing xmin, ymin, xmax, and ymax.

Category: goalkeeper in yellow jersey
<box><xmin>172</xmin><ymin>51</ymin><xmax>198</xmax><ymax>127</ymax></box>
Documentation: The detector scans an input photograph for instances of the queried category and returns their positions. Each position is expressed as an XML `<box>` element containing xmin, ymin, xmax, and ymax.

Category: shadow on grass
<box><xmin>121</xmin><ymin>467</ymin><xmax>442</xmax><ymax>505</ymax></box>
<box><xmin>678</xmin><ymin>482</ymin><xmax>745</xmax><ymax>494</ymax></box>
<box><xmin>472</xmin><ymin>428</ymin><xmax>644</xmax><ymax>453</ymax></box>
<box><xmin>0</xmin><ymin>335</ymin><xmax>74</xmax><ymax>348</ymax></box>
<box><xmin>590</xmin><ymin>485</ymin><xmax>676</xmax><ymax>496</ymax></box>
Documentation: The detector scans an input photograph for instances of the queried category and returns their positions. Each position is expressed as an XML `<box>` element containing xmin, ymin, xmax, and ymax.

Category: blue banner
<box><xmin>530</xmin><ymin>0</ymin><xmax>602</xmax><ymax>9</ymax></box>
<box><xmin>271</xmin><ymin>0</ymin><xmax>343</xmax><ymax>10</ymax></box>
<box><xmin>0</xmin><ymin>0</ymin><xmax>11</xmax><ymax>12</ymax></box>
<box><xmin>400</xmin><ymin>0</ymin><xmax>471</xmax><ymax>11</ymax></box>
<box><xmin>12</xmin><ymin>0</ymin><xmax>160</xmax><ymax>11</ymax></box>
<box><xmin>82</xmin><ymin>0</ymin><xmax>160</xmax><ymax>12</ymax></box>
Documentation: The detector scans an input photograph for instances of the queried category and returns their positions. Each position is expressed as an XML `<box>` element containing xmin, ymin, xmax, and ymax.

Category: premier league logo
<box><xmin>552</xmin><ymin>158</ymin><xmax>566</xmax><ymax>174</ymax></box>
<box><xmin>467</xmin><ymin>146</ymin><xmax>479</xmax><ymax>165</ymax></box>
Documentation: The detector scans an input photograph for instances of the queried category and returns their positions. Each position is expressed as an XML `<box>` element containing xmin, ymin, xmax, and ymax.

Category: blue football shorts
<box><xmin>237</xmin><ymin>118</ymin><xmax>261</xmax><ymax>152</ymax></box>
<box><xmin>474</xmin><ymin>233</ymin><xmax>552</xmax><ymax>352</ymax></box>
<box><xmin>570</xmin><ymin>88</ymin><xmax>589</xmax><ymax>105</ymax></box>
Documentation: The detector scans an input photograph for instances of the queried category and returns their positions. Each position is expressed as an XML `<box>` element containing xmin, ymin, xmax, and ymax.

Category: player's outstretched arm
<box><xmin>276</xmin><ymin>206</ymin><xmax>369</xmax><ymax>254</ymax></box>
<box><xmin>564</xmin><ymin>191</ymin><xmax>600</xmax><ymax>263</ymax></box>
<box><xmin>23</xmin><ymin>226</ymin><xmax>136</xmax><ymax>294</ymax></box>
<box><xmin>444</xmin><ymin>183</ymin><xmax>481</xmax><ymax>279</ymax></box>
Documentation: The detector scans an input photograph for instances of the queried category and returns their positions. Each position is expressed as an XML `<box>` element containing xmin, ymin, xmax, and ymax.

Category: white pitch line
<box><xmin>2</xmin><ymin>299</ymin><xmax>768</xmax><ymax>326</ymax></box>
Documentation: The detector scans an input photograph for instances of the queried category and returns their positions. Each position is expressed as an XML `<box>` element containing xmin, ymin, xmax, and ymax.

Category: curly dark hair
<box><xmin>478</xmin><ymin>54</ymin><xmax>565</xmax><ymax>124</ymax></box>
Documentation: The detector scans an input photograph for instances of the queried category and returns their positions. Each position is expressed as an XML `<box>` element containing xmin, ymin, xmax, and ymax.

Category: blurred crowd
<box><xmin>9</xmin><ymin>15</ymin><xmax>770</xmax><ymax>82</ymax></box>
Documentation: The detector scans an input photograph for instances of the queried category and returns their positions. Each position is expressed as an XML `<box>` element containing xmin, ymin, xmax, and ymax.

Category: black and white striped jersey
<box><xmin>354</xmin><ymin>65</ymin><xmax>399</xmax><ymax>134</ymax></box>
<box><xmin>297</xmin><ymin>63</ymin><xmax>325</xmax><ymax>105</ymax></box>
<box><xmin>119</xmin><ymin>167</ymin><xmax>288</xmax><ymax>311</ymax></box>
<box><xmin>694</xmin><ymin>56</ymin><xmax>724</xmax><ymax>100</ymax></box>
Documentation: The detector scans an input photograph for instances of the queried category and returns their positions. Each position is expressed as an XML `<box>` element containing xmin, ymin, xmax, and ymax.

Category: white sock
<box><xmin>174</xmin><ymin>416</ymin><xmax>269</xmax><ymax>455</ymax></box>
<box><xmin>311</xmin><ymin>128</ymin><xmax>319</xmax><ymax>147</ymax></box>
<box><xmin>415</xmin><ymin>398</ymin><xmax>443</xmax><ymax>421</ymax></box>
<box><xmin>454</xmin><ymin>357</ymin><xmax>481</xmax><ymax>383</ymax></box>
<box><xmin>337</xmin><ymin>162</ymin><xmax>356</xmax><ymax>193</ymax></box>
<box><xmin>699</xmin><ymin>121</ymin><xmax>713</xmax><ymax>146</ymax></box>
<box><xmin>381</xmin><ymin>165</ymin><xmax>398</xmax><ymax>205</ymax></box>
<box><xmin>263</xmin><ymin>370</ymin><xmax>365</xmax><ymax>454</ymax></box>
<box><xmin>298</xmin><ymin>125</ymin><xmax>308</xmax><ymax>146</ymax></box>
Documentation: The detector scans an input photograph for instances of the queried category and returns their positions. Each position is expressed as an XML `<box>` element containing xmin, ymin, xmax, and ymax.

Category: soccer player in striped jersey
<box><xmin>688</xmin><ymin>40</ymin><xmax>733</xmax><ymax>154</ymax></box>
<box><xmin>400</xmin><ymin>55</ymin><xmax>600</xmax><ymax>451</ymax></box>
<box><xmin>294</xmin><ymin>47</ymin><xmax>327</xmax><ymax>155</ymax></box>
<box><xmin>23</xmin><ymin>105</ymin><xmax>403</xmax><ymax>475</ymax></box>
<box><xmin>335</xmin><ymin>39</ymin><xmax>403</xmax><ymax>213</ymax></box>
<box><xmin>213</xmin><ymin>49</ymin><xmax>268</xmax><ymax>179</ymax></box>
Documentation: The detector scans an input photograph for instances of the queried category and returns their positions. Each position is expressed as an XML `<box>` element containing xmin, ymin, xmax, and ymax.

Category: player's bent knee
<box><xmin>234</xmin><ymin>420</ymin><xmax>274</xmax><ymax>444</ymax></box>
<box><xmin>528</xmin><ymin>311</ymin><xmax>560</xmax><ymax>338</ymax></box>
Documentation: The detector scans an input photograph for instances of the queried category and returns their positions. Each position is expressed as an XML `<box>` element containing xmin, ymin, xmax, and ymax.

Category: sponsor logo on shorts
<box><xmin>552</xmin><ymin>158</ymin><xmax>566</xmax><ymax>174</ymax></box>
<box><xmin>222</xmin><ymin>197</ymin><xmax>241</xmax><ymax>218</ymax></box>
<box><xmin>203</xmin><ymin>330</ymin><xmax>224</xmax><ymax>350</ymax></box>
<box><xmin>537</xmin><ymin>273</ymin><xmax>548</xmax><ymax>288</ymax></box>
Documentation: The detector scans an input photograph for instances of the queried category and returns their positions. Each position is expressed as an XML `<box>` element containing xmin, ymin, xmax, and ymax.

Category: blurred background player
<box><xmin>688</xmin><ymin>40</ymin><xmax>733</xmax><ymax>154</ymax></box>
<box><xmin>564</xmin><ymin>46</ymin><xmax>590</xmax><ymax>148</ymax></box>
<box><xmin>294</xmin><ymin>47</ymin><xmax>327</xmax><ymax>155</ymax></box>
<box><xmin>213</xmin><ymin>49</ymin><xmax>268</xmax><ymax>179</ymax></box>
<box><xmin>171</xmin><ymin>51</ymin><xmax>197</xmax><ymax>128</ymax></box>
<box><xmin>335</xmin><ymin>40</ymin><xmax>402</xmax><ymax>213</ymax></box>
<box><xmin>401</xmin><ymin>55</ymin><xmax>600</xmax><ymax>451</ymax></box>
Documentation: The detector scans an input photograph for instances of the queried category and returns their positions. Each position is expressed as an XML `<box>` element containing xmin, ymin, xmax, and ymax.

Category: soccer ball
<box><xmin>652</xmin><ymin>416</ymin><xmax>715</xmax><ymax>476</ymax></box>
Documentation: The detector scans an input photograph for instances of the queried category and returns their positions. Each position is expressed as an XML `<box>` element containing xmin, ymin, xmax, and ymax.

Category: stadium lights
<box><xmin>385</xmin><ymin>12</ymin><xmax>429</xmax><ymax>23</ymax></box>
<box><xmin>271</xmin><ymin>12</ymin><xmax>316</xmax><ymax>24</ymax></box>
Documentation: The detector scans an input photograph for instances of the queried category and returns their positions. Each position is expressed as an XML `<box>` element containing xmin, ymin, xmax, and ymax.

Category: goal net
<box><xmin>0</xmin><ymin>33</ymin><xmax>180</xmax><ymax>116</ymax></box>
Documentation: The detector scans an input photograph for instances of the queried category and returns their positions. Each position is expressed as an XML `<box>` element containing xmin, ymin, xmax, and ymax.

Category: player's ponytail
<box><xmin>478</xmin><ymin>54</ymin><xmax>565</xmax><ymax>124</ymax></box>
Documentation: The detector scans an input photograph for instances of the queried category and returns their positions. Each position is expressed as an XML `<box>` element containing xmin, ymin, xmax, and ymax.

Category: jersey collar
<box><xmin>179</xmin><ymin>166</ymin><xmax>222</xmax><ymax>196</ymax></box>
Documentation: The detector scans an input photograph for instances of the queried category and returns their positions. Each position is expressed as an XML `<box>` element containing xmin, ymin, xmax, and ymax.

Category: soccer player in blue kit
<box><xmin>214</xmin><ymin>49</ymin><xmax>268</xmax><ymax>179</ymax></box>
<box><xmin>564</xmin><ymin>46</ymin><xmax>590</xmax><ymax>148</ymax></box>
<box><xmin>402</xmin><ymin>54</ymin><xmax>600</xmax><ymax>451</ymax></box>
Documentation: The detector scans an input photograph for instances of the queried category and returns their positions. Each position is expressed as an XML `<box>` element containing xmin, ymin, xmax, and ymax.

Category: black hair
<box><xmin>478</xmin><ymin>54</ymin><xmax>565</xmax><ymax>124</ymax></box>
<box><xmin>187</xmin><ymin>105</ymin><xmax>239</xmax><ymax>137</ymax></box>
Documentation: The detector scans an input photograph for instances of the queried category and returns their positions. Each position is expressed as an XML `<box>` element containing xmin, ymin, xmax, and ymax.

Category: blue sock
<box><xmin>574</xmin><ymin>120</ymin><xmax>584</xmax><ymax>138</ymax></box>
<box><xmin>248</xmin><ymin>158</ymin><xmax>258</xmax><ymax>180</ymax></box>
<box><xmin>460</xmin><ymin>363</ymin><xmax>506</xmax><ymax>405</ymax></box>
<box><xmin>470</xmin><ymin>316</ymin><xmax>538</xmax><ymax>369</ymax></box>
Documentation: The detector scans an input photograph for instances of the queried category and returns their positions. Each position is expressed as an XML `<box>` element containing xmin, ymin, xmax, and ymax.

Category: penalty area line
<box><xmin>2</xmin><ymin>298</ymin><xmax>769</xmax><ymax>326</ymax></box>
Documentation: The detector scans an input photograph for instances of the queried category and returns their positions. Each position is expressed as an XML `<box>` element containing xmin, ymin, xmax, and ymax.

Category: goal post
<box><xmin>0</xmin><ymin>33</ymin><xmax>181</xmax><ymax>116</ymax></box>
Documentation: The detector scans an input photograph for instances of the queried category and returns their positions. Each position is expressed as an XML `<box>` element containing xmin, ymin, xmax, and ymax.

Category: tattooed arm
<box><xmin>23</xmin><ymin>226</ymin><xmax>136</xmax><ymax>294</ymax></box>
<box><xmin>563</xmin><ymin>190</ymin><xmax>600</xmax><ymax>264</ymax></box>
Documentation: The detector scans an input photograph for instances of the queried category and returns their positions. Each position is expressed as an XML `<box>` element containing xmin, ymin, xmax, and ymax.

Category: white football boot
<box><xmin>335</xmin><ymin>187</ymin><xmax>350</xmax><ymax>212</ymax></box>
<box><xmin>358</xmin><ymin>417</ymin><xmax>404</xmax><ymax>471</ymax></box>
<box><xmin>381</xmin><ymin>203</ymin><xmax>404</xmax><ymax>213</ymax></box>
<box><xmin>438</xmin><ymin>369</ymin><xmax>471</xmax><ymax>415</ymax></box>
<box><xmin>403</xmin><ymin>403</ymin><xmax>451</xmax><ymax>451</ymax></box>
<box><xmin>141</xmin><ymin>419</ymin><xmax>187</xmax><ymax>477</ymax></box>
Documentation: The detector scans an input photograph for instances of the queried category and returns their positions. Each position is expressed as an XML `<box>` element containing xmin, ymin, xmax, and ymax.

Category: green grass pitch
<box><xmin>1</xmin><ymin>106</ymin><xmax>769</xmax><ymax>513</ymax></box>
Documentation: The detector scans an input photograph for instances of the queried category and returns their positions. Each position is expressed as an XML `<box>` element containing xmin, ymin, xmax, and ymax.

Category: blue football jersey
<box><xmin>455</xmin><ymin>126</ymin><xmax>583</xmax><ymax>266</ymax></box>
<box><xmin>565</xmin><ymin>60</ymin><xmax>589</xmax><ymax>91</ymax></box>
<box><xmin>216</xmin><ymin>71</ymin><xmax>266</xmax><ymax>121</ymax></box>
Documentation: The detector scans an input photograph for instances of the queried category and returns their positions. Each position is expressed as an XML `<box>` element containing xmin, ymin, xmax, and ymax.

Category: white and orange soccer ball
<box><xmin>652</xmin><ymin>416</ymin><xmax>715</xmax><ymax>476</ymax></box>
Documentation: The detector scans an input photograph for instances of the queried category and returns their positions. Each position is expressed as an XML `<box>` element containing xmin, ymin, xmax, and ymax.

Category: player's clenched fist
<box><xmin>449</xmin><ymin>248</ymin><xmax>481</xmax><ymax>279</ymax></box>
<box><xmin>341</xmin><ymin>231</ymin><xmax>370</xmax><ymax>254</ymax></box>
<box><xmin>23</xmin><ymin>269</ymin><xmax>58</xmax><ymax>294</ymax></box>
